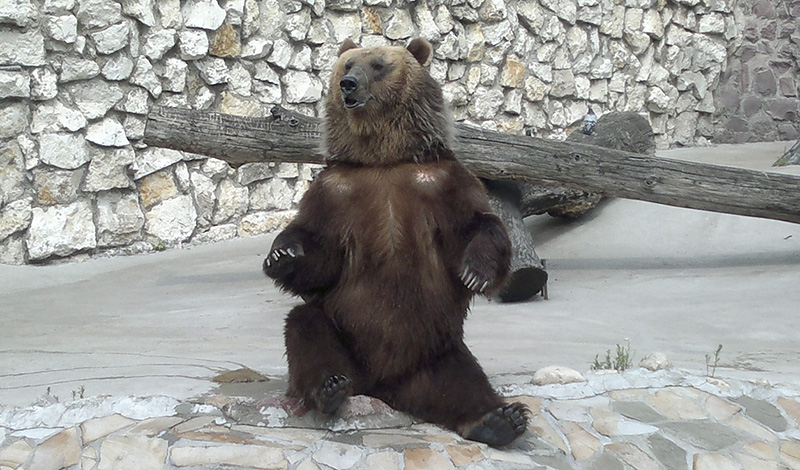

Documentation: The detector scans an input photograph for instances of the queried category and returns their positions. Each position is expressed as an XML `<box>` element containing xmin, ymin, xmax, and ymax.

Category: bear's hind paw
<box><xmin>313</xmin><ymin>374</ymin><xmax>352</xmax><ymax>415</ymax></box>
<box><xmin>465</xmin><ymin>402</ymin><xmax>529</xmax><ymax>447</ymax></box>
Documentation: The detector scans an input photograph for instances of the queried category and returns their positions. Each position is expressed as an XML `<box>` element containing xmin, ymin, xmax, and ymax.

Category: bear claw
<box><xmin>466</xmin><ymin>403</ymin><xmax>529</xmax><ymax>447</ymax></box>
<box><xmin>460</xmin><ymin>267</ymin><xmax>491</xmax><ymax>294</ymax></box>
<box><xmin>314</xmin><ymin>375</ymin><xmax>352</xmax><ymax>415</ymax></box>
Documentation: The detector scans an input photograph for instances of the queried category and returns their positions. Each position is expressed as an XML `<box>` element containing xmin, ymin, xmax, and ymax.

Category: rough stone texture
<box><xmin>0</xmin><ymin>0</ymin><xmax>796</xmax><ymax>266</ymax></box>
<box><xmin>27</xmin><ymin>200</ymin><xmax>97</xmax><ymax>260</ymax></box>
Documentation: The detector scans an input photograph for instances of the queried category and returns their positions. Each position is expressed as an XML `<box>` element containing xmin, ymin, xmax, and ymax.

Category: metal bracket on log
<box><xmin>145</xmin><ymin>106</ymin><xmax>800</xmax><ymax>225</ymax></box>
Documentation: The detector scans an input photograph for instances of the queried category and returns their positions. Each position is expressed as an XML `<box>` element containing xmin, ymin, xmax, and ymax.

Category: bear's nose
<box><xmin>340</xmin><ymin>76</ymin><xmax>358</xmax><ymax>95</ymax></box>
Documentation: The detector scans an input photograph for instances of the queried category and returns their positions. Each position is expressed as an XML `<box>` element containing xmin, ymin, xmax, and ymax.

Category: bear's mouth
<box><xmin>343</xmin><ymin>96</ymin><xmax>367</xmax><ymax>110</ymax></box>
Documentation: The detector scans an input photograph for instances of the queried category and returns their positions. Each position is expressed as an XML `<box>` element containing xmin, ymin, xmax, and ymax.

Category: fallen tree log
<box><xmin>144</xmin><ymin>106</ymin><xmax>800</xmax><ymax>225</ymax></box>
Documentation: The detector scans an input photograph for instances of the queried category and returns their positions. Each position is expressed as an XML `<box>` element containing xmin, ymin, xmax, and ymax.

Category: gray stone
<box><xmin>30</xmin><ymin>67</ymin><xmax>58</xmax><ymax>100</ymax></box>
<box><xmin>533</xmin><ymin>365</ymin><xmax>586</xmax><ymax>385</ymax></box>
<box><xmin>0</xmin><ymin>69</ymin><xmax>30</xmax><ymax>99</ymax></box>
<box><xmin>286</xmin><ymin>8</ymin><xmax>312</xmax><ymax>41</ymax></box>
<box><xmin>162</xmin><ymin>58</ymin><xmax>188</xmax><ymax>92</ymax></box>
<box><xmin>237</xmin><ymin>210</ymin><xmax>295</xmax><ymax>236</ymax></box>
<box><xmin>639</xmin><ymin>352</ymin><xmax>671</xmax><ymax>371</ymax></box>
<box><xmin>182</xmin><ymin>0</ymin><xmax>226</xmax><ymax>30</ymax></box>
<box><xmin>67</xmin><ymin>80</ymin><xmax>124</xmax><ymax>120</ymax></box>
<box><xmin>190</xmin><ymin>172</ymin><xmax>216</xmax><ymax>226</ymax></box>
<box><xmin>414</xmin><ymin>2</ymin><xmax>439</xmax><ymax>42</ymax></box>
<box><xmin>84</xmin><ymin>147</ymin><xmax>135</xmax><ymax>191</ymax></box>
<box><xmin>267</xmin><ymin>39</ymin><xmax>293</xmax><ymax>69</ymax></box>
<box><xmin>551</xmin><ymin>69</ymin><xmax>576</xmax><ymax>97</ymax></box>
<box><xmin>212</xmin><ymin>179</ymin><xmax>249</xmax><ymax>224</ymax></box>
<box><xmin>0</xmin><ymin>143</ymin><xmax>28</xmax><ymax>207</ymax></box>
<box><xmin>121</xmin><ymin>0</ymin><xmax>156</xmax><ymax>26</ymax></box>
<box><xmin>27</xmin><ymin>200</ymin><xmax>97</xmax><ymax>260</ymax></box>
<box><xmin>249</xmin><ymin>178</ymin><xmax>294</xmax><ymax>211</ymax></box>
<box><xmin>39</xmin><ymin>133</ymin><xmax>91</xmax><ymax>170</ymax></box>
<box><xmin>59</xmin><ymin>57</ymin><xmax>101</xmax><ymax>82</ymax></box>
<box><xmin>133</xmin><ymin>148</ymin><xmax>184</xmax><ymax>179</ymax></box>
<box><xmin>641</xmin><ymin>9</ymin><xmax>664</xmax><ymax>38</ymax></box>
<box><xmin>253</xmin><ymin>62</ymin><xmax>280</xmax><ymax>84</ymax></box>
<box><xmin>541</xmin><ymin>0</ymin><xmax>576</xmax><ymax>24</ymax></box>
<box><xmin>144</xmin><ymin>195</ymin><xmax>197</xmax><ymax>243</ymax></box>
<box><xmin>86</xmin><ymin>118</ymin><xmax>130</xmax><ymax>147</ymax></box>
<box><xmin>698</xmin><ymin>12</ymin><xmax>725</xmax><ymax>34</ymax></box>
<box><xmin>97</xmin><ymin>436</ymin><xmax>168</xmax><ymax>470</ymax></box>
<box><xmin>96</xmin><ymin>191</ymin><xmax>144</xmax><ymax>246</ymax></box>
<box><xmin>90</xmin><ymin>21</ymin><xmax>131</xmax><ymax>55</ymax></box>
<box><xmin>101</xmin><ymin>54</ymin><xmax>135</xmax><ymax>81</ymax></box>
<box><xmin>179</xmin><ymin>29</ymin><xmax>210</xmax><ymax>60</ymax></box>
<box><xmin>241</xmin><ymin>36</ymin><xmax>272</xmax><ymax>60</ymax></box>
<box><xmin>116</xmin><ymin>87</ymin><xmax>151</xmax><ymax>115</ymax></box>
<box><xmin>312</xmin><ymin>441</ymin><xmax>363</xmax><ymax>470</ymax></box>
<box><xmin>468</xmin><ymin>87</ymin><xmax>504</xmax><ymax>119</ymax></box>
<box><xmin>327</xmin><ymin>12</ymin><xmax>361</xmax><ymax>43</ymax></box>
<box><xmin>43</xmin><ymin>0</ymin><xmax>77</xmax><ymax>13</ymax></box>
<box><xmin>383</xmin><ymin>9</ymin><xmax>415</xmax><ymax>40</ymax></box>
<box><xmin>44</xmin><ymin>14</ymin><xmax>78</xmax><ymax>43</ymax></box>
<box><xmin>143</xmin><ymin>29</ymin><xmax>177</xmax><ymax>60</ymax></box>
<box><xmin>734</xmin><ymin>396</ymin><xmax>788</xmax><ymax>432</ymax></box>
<box><xmin>0</xmin><ymin>102</ymin><xmax>29</xmax><ymax>139</ymax></box>
<box><xmin>193</xmin><ymin>224</ymin><xmax>238</xmax><ymax>243</ymax></box>
<box><xmin>0</xmin><ymin>30</ymin><xmax>46</xmax><ymax>66</ymax></box>
<box><xmin>225</xmin><ymin>63</ymin><xmax>251</xmax><ymax>96</ymax></box>
<box><xmin>289</xmin><ymin>44</ymin><xmax>312</xmax><ymax>72</ymax></box>
<box><xmin>0</xmin><ymin>235</ymin><xmax>26</xmax><ymax>265</ymax></box>
<box><xmin>158</xmin><ymin>0</ymin><xmax>182</xmax><ymax>28</ymax></box>
<box><xmin>0</xmin><ymin>198</ymin><xmax>33</xmax><ymax>241</ymax></box>
<box><xmin>131</xmin><ymin>57</ymin><xmax>162</xmax><ymax>97</ymax></box>
<box><xmin>658</xmin><ymin>421</ymin><xmax>752</xmax><ymax>451</ymax></box>
<box><xmin>282</xmin><ymin>70</ymin><xmax>323</xmax><ymax>103</ymax></box>
<box><xmin>31</xmin><ymin>100</ymin><xmax>87</xmax><ymax>134</ymax></box>
<box><xmin>586</xmin><ymin>453</ymin><xmax>625</xmax><ymax>470</ymax></box>
<box><xmin>0</xmin><ymin>0</ymin><xmax>37</xmax><ymax>27</ymax></box>
<box><xmin>692</xmin><ymin>35</ymin><xmax>727</xmax><ymax>70</ymax></box>
<box><xmin>647</xmin><ymin>434</ymin><xmax>687</xmax><ymax>470</ymax></box>
<box><xmin>612</xmin><ymin>401</ymin><xmax>664</xmax><ymax>424</ymax></box>
<box><xmin>77</xmin><ymin>0</ymin><xmax>122</xmax><ymax>28</ymax></box>
<box><xmin>235</xmin><ymin>162</ymin><xmax>273</xmax><ymax>186</ymax></box>
<box><xmin>32</xmin><ymin>166</ymin><xmax>85</xmax><ymax>205</ymax></box>
<box><xmin>195</xmin><ymin>57</ymin><xmax>230</xmax><ymax>85</ymax></box>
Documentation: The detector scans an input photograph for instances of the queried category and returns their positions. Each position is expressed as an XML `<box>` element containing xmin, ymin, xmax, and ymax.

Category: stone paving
<box><xmin>2</xmin><ymin>364</ymin><xmax>799</xmax><ymax>470</ymax></box>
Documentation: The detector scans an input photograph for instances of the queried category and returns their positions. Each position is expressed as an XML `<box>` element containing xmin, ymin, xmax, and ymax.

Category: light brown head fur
<box><xmin>324</xmin><ymin>38</ymin><xmax>453</xmax><ymax>166</ymax></box>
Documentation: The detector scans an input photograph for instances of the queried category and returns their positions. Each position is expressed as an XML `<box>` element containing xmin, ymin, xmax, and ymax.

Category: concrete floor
<box><xmin>1</xmin><ymin>142</ymin><xmax>799</xmax><ymax>407</ymax></box>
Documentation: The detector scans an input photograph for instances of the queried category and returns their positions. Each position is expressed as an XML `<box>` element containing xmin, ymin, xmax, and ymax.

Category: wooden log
<box><xmin>144</xmin><ymin>106</ymin><xmax>800</xmax><ymax>225</ymax></box>
<box><xmin>520</xmin><ymin>111</ymin><xmax>655</xmax><ymax>219</ymax></box>
<box><xmin>485</xmin><ymin>180</ymin><xmax>548</xmax><ymax>302</ymax></box>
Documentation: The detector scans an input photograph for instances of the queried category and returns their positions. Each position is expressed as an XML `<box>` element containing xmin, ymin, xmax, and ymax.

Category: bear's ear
<box><xmin>338</xmin><ymin>38</ymin><xmax>358</xmax><ymax>57</ymax></box>
<box><xmin>406</xmin><ymin>38</ymin><xmax>432</xmax><ymax>66</ymax></box>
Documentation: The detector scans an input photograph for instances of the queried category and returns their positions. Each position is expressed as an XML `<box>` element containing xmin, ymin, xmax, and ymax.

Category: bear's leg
<box><xmin>374</xmin><ymin>344</ymin><xmax>528</xmax><ymax>447</ymax></box>
<box><xmin>284</xmin><ymin>304</ymin><xmax>362</xmax><ymax>414</ymax></box>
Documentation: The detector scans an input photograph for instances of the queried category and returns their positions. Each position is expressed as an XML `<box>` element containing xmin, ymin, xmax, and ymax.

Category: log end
<box><xmin>497</xmin><ymin>266</ymin><xmax>548</xmax><ymax>303</ymax></box>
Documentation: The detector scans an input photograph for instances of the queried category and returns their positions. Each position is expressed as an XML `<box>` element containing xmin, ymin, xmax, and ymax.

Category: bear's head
<box><xmin>324</xmin><ymin>38</ymin><xmax>453</xmax><ymax>166</ymax></box>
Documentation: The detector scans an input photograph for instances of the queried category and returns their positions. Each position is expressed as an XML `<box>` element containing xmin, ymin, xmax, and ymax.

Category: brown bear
<box><xmin>263</xmin><ymin>38</ymin><xmax>529</xmax><ymax>447</ymax></box>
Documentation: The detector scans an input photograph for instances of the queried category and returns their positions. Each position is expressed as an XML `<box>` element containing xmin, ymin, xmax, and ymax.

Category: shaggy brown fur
<box><xmin>264</xmin><ymin>38</ymin><xmax>528</xmax><ymax>447</ymax></box>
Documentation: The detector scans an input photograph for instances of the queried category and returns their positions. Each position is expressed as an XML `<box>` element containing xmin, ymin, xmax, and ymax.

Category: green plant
<box><xmin>591</xmin><ymin>342</ymin><xmax>634</xmax><ymax>372</ymax></box>
<box><xmin>71</xmin><ymin>385</ymin><xmax>86</xmax><ymax>400</ymax></box>
<box><xmin>705</xmin><ymin>344</ymin><xmax>723</xmax><ymax>377</ymax></box>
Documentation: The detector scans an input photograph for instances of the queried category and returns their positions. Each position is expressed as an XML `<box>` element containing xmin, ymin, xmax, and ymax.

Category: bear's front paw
<box><xmin>263</xmin><ymin>241</ymin><xmax>304</xmax><ymax>279</ymax></box>
<box><xmin>459</xmin><ymin>262</ymin><xmax>497</xmax><ymax>294</ymax></box>
<box><xmin>466</xmin><ymin>402</ymin><xmax>529</xmax><ymax>447</ymax></box>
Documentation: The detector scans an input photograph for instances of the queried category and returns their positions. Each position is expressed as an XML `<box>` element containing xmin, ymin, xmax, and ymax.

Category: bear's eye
<box><xmin>344</xmin><ymin>60</ymin><xmax>353</xmax><ymax>73</ymax></box>
<box><xmin>371</xmin><ymin>61</ymin><xmax>384</xmax><ymax>71</ymax></box>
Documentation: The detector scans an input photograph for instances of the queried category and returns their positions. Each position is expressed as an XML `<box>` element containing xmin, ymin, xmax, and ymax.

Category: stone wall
<box><xmin>0</xmin><ymin>0</ymin><xmax>798</xmax><ymax>265</ymax></box>
<box><xmin>713</xmin><ymin>0</ymin><xmax>800</xmax><ymax>143</ymax></box>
